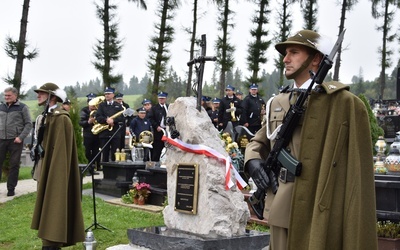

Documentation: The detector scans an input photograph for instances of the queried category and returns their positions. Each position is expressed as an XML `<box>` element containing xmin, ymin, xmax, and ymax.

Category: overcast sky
<box><xmin>0</xmin><ymin>0</ymin><xmax>399</xmax><ymax>93</ymax></box>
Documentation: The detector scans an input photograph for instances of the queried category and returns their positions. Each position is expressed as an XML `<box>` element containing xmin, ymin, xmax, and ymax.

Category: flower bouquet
<box><xmin>129</xmin><ymin>182</ymin><xmax>151</xmax><ymax>205</ymax></box>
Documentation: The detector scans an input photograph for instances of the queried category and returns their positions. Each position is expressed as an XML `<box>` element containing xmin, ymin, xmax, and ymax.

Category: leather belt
<box><xmin>279</xmin><ymin>167</ymin><xmax>295</xmax><ymax>183</ymax></box>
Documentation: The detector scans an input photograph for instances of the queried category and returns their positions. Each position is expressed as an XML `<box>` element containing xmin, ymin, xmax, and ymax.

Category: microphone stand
<box><xmin>81</xmin><ymin>124</ymin><xmax>123</xmax><ymax>232</ymax></box>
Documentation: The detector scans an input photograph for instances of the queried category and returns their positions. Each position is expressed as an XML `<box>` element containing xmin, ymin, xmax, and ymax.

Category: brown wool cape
<box><xmin>245</xmin><ymin>81</ymin><xmax>377</xmax><ymax>250</ymax></box>
<box><xmin>31</xmin><ymin>108</ymin><xmax>85</xmax><ymax>246</ymax></box>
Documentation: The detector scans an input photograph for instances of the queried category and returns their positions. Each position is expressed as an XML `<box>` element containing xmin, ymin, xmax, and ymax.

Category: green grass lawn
<box><xmin>0</xmin><ymin>192</ymin><xmax>164</xmax><ymax>250</ymax></box>
<box><xmin>0</xmin><ymin>167</ymin><xmax>268</xmax><ymax>249</ymax></box>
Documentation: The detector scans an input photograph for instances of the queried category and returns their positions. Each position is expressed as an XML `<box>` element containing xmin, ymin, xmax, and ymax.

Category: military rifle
<box><xmin>30</xmin><ymin>98</ymin><xmax>50</xmax><ymax>177</ymax></box>
<box><xmin>187</xmin><ymin>34</ymin><xmax>216</xmax><ymax>112</ymax></box>
<box><xmin>248</xmin><ymin>30</ymin><xmax>346</xmax><ymax>220</ymax></box>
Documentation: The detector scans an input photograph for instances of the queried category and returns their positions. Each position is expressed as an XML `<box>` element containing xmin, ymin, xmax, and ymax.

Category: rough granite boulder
<box><xmin>162</xmin><ymin>97</ymin><xmax>250</xmax><ymax>238</ymax></box>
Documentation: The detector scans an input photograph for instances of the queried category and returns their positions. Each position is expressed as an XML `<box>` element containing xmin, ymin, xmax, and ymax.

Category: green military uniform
<box><xmin>31</xmin><ymin>106</ymin><xmax>85</xmax><ymax>247</ymax></box>
<box><xmin>245</xmin><ymin>81</ymin><xmax>377</xmax><ymax>249</ymax></box>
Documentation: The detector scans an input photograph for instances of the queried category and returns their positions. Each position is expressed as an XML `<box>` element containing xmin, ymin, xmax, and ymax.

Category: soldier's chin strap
<box><xmin>285</xmin><ymin>53</ymin><xmax>316</xmax><ymax>80</ymax></box>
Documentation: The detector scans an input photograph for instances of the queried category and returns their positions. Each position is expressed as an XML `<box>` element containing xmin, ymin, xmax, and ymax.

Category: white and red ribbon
<box><xmin>161</xmin><ymin>131</ymin><xmax>247</xmax><ymax>190</ymax></box>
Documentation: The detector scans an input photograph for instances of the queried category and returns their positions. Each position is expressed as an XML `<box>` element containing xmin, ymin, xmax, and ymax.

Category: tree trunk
<box><xmin>151</xmin><ymin>0</ymin><xmax>169</xmax><ymax>97</ymax></box>
<box><xmin>14</xmin><ymin>0</ymin><xmax>30</xmax><ymax>93</ymax></box>
<box><xmin>333</xmin><ymin>0</ymin><xmax>347</xmax><ymax>82</ymax></box>
<box><xmin>186</xmin><ymin>0</ymin><xmax>198</xmax><ymax>96</ymax></box>
<box><xmin>103</xmin><ymin>0</ymin><xmax>111</xmax><ymax>89</ymax></box>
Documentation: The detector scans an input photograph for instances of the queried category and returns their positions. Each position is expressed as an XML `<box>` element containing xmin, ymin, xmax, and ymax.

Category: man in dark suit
<box><xmin>115</xmin><ymin>93</ymin><xmax>130</xmax><ymax>150</ymax></box>
<box><xmin>218</xmin><ymin>85</ymin><xmax>243</xmax><ymax>130</ymax></box>
<box><xmin>79</xmin><ymin>93</ymin><xmax>101</xmax><ymax>171</ymax></box>
<box><xmin>241</xmin><ymin>83</ymin><xmax>266</xmax><ymax>134</ymax></box>
<box><xmin>95</xmin><ymin>87</ymin><xmax>124</xmax><ymax>163</ymax></box>
<box><xmin>148</xmin><ymin>91</ymin><xmax>169</xmax><ymax>162</ymax></box>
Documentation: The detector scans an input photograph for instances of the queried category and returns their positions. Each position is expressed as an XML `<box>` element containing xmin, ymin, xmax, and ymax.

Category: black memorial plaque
<box><xmin>174</xmin><ymin>164</ymin><xmax>199</xmax><ymax>214</ymax></box>
<box><xmin>378</xmin><ymin>116</ymin><xmax>400</xmax><ymax>139</ymax></box>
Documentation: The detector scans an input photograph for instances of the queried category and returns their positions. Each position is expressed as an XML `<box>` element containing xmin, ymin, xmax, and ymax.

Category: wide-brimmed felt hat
<box><xmin>34</xmin><ymin>82</ymin><xmax>67</xmax><ymax>103</ymax></box>
<box><xmin>275</xmin><ymin>30</ymin><xmax>332</xmax><ymax>56</ymax></box>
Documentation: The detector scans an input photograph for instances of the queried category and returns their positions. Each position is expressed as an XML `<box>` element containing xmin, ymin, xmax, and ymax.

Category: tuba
<box><xmin>230</xmin><ymin>102</ymin><xmax>237</xmax><ymax>122</ymax></box>
<box><xmin>139</xmin><ymin>130</ymin><xmax>153</xmax><ymax>144</ymax></box>
<box><xmin>88</xmin><ymin>96</ymin><xmax>105</xmax><ymax>124</ymax></box>
<box><xmin>91</xmin><ymin>106</ymin><xmax>127</xmax><ymax>135</ymax></box>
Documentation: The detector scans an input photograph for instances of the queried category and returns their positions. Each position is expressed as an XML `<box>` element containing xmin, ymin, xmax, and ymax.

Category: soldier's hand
<box><xmin>246</xmin><ymin>159</ymin><xmax>270</xmax><ymax>190</ymax></box>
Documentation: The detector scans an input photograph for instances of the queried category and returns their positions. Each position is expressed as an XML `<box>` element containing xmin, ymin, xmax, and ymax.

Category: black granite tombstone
<box><xmin>375</xmin><ymin>174</ymin><xmax>400</xmax><ymax>222</ymax></box>
<box><xmin>94</xmin><ymin>161</ymin><xmax>146</xmax><ymax>197</ymax></box>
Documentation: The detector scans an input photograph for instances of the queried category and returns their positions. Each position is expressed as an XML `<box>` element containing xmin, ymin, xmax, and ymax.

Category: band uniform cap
<box><xmin>104</xmin><ymin>87</ymin><xmax>115</xmax><ymax>94</ymax></box>
<box><xmin>157</xmin><ymin>91</ymin><xmax>168</xmax><ymax>98</ymax></box>
<box><xmin>275</xmin><ymin>30</ymin><xmax>324</xmax><ymax>55</ymax></box>
<box><xmin>142</xmin><ymin>99</ymin><xmax>151</xmax><ymax>105</ymax></box>
<box><xmin>63</xmin><ymin>99</ymin><xmax>71</xmax><ymax>105</ymax></box>
<box><xmin>34</xmin><ymin>82</ymin><xmax>66</xmax><ymax>103</ymax></box>
<box><xmin>225</xmin><ymin>85</ymin><xmax>235</xmax><ymax>91</ymax></box>
<box><xmin>250</xmin><ymin>83</ymin><xmax>258</xmax><ymax>89</ymax></box>
<box><xmin>86</xmin><ymin>93</ymin><xmax>97</xmax><ymax>101</ymax></box>
<box><xmin>236</xmin><ymin>90</ymin><xmax>243</xmax><ymax>95</ymax></box>
<box><xmin>212</xmin><ymin>98</ymin><xmax>221</xmax><ymax>103</ymax></box>
<box><xmin>202</xmin><ymin>96</ymin><xmax>211</xmax><ymax>102</ymax></box>
<box><xmin>115</xmin><ymin>93</ymin><xmax>123</xmax><ymax>99</ymax></box>
<box><xmin>137</xmin><ymin>107</ymin><xmax>146</xmax><ymax>113</ymax></box>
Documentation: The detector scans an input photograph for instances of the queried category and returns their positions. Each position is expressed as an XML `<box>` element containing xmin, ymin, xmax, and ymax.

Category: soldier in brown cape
<box><xmin>31</xmin><ymin>83</ymin><xmax>85</xmax><ymax>249</ymax></box>
<box><xmin>245</xmin><ymin>30</ymin><xmax>377</xmax><ymax>249</ymax></box>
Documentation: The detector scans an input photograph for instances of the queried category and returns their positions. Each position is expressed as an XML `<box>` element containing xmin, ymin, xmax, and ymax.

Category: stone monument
<box><xmin>128</xmin><ymin>97</ymin><xmax>269</xmax><ymax>249</ymax></box>
<box><xmin>162</xmin><ymin>97</ymin><xmax>249</xmax><ymax>237</ymax></box>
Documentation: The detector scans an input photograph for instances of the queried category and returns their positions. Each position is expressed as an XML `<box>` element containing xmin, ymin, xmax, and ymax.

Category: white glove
<box><xmin>226</xmin><ymin>107</ymin><xmax>236</xmax><ymax>113</ymax></box>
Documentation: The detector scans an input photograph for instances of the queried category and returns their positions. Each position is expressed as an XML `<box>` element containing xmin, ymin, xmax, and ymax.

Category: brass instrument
<box><xmin>88</xmin><ymin>96</ymin><xmax>105</xmax><ymax>123</ymax></box>
<box><xmin>230</xmin><ymin>102</ymin><xmax>237</xmax><ymax>122</ymax></box>
<box><xmin>139</xmin><ymin>130</ymin><xmax>153</xmax><ymax>144</ymax></box>
<box><xmin>91</xmin><ymin>106</ymin><xmax>127</xmax><ymax>135</ymax></box>
<box><xmin>261</xmin><ymin>104</ymin><xmax>266</xmax><ymax>126</ymax></box>
<box><xmin>128</xmin><ymin>133</ymin><xmax>137</xmax><ymax>149</ymax></box>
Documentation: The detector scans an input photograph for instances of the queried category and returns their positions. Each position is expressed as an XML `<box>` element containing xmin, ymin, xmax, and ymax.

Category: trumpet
<box><xmin>230</xmin><ymin>102</ymin><xmax>237</xmax><ymax>122</ymax></box>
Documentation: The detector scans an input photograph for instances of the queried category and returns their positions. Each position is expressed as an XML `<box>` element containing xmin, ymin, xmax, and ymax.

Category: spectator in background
<box><xmin>130</xmin><ymin>107</ymin><xmax>152</xmax><ymax>162</ymax></box>
<box><xmin>95</xmin><ymin>87</ymin><xmax>124</xmax><ymax>162</ymax></box>
<box><xmin>79</xmin><ymin>93</ymin><xmax>101</xmax><ymax>172</ymax></box>
<box><xmin>0</xmin><ymin>87</ymin><xmax>32</xmax><ymax>196</ymax></box>
<box><xmin>218</xmin><ymin>85</ymin><xmax>243</xmax><ymax>130</ymax></box>
<box><xmin>62</xmin><ymin>98</ymin><xmax>71</xmax><ymax>112</ymax></box>
<box><xmin>201</xmin><ymin>96</ymin><xmax>212</xmax><ymax>112</ymax></box>
<box><xmin>235</xmin><ymin>89</ymin><xmax>244</xmax><ymax>100</ymax></box>
<box><xmin>115</xmin><ymin>93</ymin><xmax>130</xmax><ymax>150</ymax></box>
<box><xmin>241</xmin><ymin>83</ymin><xmax>266</xmax><ymax>134</ymax></box>
<box><xmin>142</xmin><ymin>98</ymin><xmax>152</xmax><ymax>118</ymax></box>
<box><xmin>208</xmin><ymin>97</ymin><xmax>220</xmax><ymax>129</ymax></box>
<box><xmin>148</xmin><ymin>91</ymin><xmax>169</xmax><ymax>162</ymax></box>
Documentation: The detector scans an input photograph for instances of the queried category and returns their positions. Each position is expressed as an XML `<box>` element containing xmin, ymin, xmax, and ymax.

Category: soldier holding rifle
<box><xmin>31</xmin><ymin>83</ymin><xmax>85</xmax><ymax>249</ymax></box>
<box><xmin>244</xmin><ymin>30</ymin><xmax>377</xmax><ymax>249</ymax></box>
